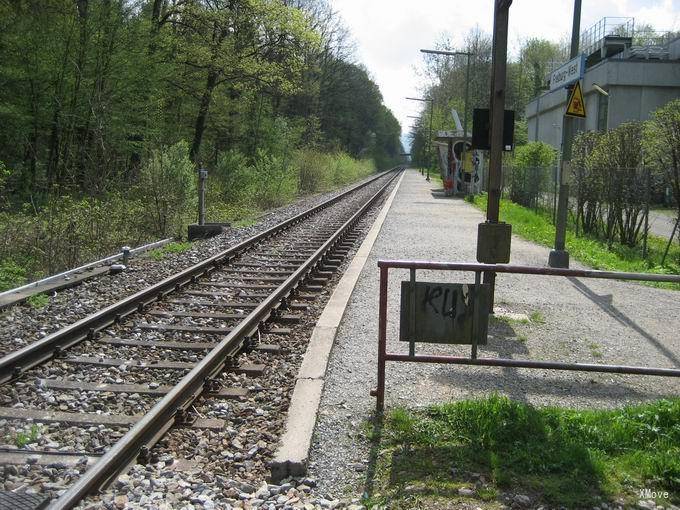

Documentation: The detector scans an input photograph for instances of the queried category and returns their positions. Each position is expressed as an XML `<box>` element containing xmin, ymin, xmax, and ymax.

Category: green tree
<box><xmin>646</xmin><ymin>99</ymin><xmax>680</xmax><ymax>221</ymax></box>
<box><xmin>590</xmin><ymin>122</ymin><xmax>646</xmax><ymax>247</ymax></box>
<box><xmin>507</xmin><ymin>141</ymin><xmax>556</xmax><ymax>208</ymax></box>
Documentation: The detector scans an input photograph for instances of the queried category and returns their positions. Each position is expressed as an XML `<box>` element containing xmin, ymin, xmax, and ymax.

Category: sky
<box><xmin>329</xmin><ymin>0</ymin><xmax>680</xmax><ymax>151</ymax></box>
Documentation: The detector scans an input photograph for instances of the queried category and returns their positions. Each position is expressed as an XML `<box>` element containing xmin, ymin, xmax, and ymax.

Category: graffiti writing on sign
<box><xmin>421</xmin><ymin>284</ymin><xmax>470</xmax><ymax>319</ymax></box>
<box><xmin>399</xmin><ymin>281</ymin><xmax>489</xmax><ymax>345</ymax></box>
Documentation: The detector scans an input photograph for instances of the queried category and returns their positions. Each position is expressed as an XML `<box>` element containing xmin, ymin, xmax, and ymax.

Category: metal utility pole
<box><xmin>406</xmin><ymin>96</ymin><xmax>434</xmax><ymax>179</ymax></box>
<box><xmin>477</xmin><ymin>0</ymin><xmax>512</xmax><ymax>313</ymax></box>
<box><xmin>486</xmin><ymin>1</ymin><xmax>511</xmax><ymax>224</ymax></box>
<box><xmin>549</xmin><ymin>0</ymin><xmax>582</xmax><ymax>268</ymax></box>
<box><xmin>420</xmin><ymin>49</ymin><xmax>474</xmax><ymax>186</ymax></box>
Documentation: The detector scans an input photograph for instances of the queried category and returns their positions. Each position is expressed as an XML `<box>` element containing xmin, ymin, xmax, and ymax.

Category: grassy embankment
<box><xmin>469</xmin><ymin>193</ymin><xmax>680</xmax><ymax>288</ymax></box>
<box><xmin>0</xmin><ymin>151</ymin><xmax>378</xmax><ymax>291</ymax></box>
<box><xmin>363</xmin><ymin>395</ymin><xmax>680</xmax><ymax>509</ymax></box>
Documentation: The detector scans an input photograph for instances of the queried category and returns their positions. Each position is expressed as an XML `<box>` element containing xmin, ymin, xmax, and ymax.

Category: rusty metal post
<box><xmin>376</xmin><ymin>266</ymin><xmax>389</xmax><ymax>412</ymax></box>
<box><xmin>198</xmin><ymin>166</ymin><xmax>208</xmax><ymax>226</ymax></box>
<box><xmin>471</xmin><ymin>271</ymin><xmax>481</xmax><ymax>359</ymax></box>
<box><xmin>408</xmin><ymin>268</ymin><xmax>416</xmax><ymax>356</ymax></box>
<box><xmin>483</xmin><ymin>0</ymin><xmax>512</xmax><ymax>312</ymax></box>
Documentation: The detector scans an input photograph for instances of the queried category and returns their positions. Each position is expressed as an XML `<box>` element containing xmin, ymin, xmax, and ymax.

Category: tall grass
<box><xmin>366</xmin><ymin>396</ymin><xmax>680</xmax><ymax>508</ymax></box>
<box><xmin>470</xmin><ymin>193</ymin><xmax>680</xmax><ymax>286</ymax></box>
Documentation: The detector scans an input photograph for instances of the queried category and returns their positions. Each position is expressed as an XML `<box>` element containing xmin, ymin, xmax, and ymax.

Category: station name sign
<box><xmin>549</xmin><ymin>54</ymin><xmax>585</xmax><ymax>92</ymax></box>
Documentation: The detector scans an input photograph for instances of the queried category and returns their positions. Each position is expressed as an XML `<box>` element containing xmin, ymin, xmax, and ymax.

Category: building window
<box><xmin>597</xmin><ymin>92</ymin><xmax>609</xmax><ymax>132</ymax></box>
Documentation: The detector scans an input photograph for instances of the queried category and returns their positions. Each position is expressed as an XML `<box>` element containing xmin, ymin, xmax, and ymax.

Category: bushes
<box><xmin>506</xmin><ymin>142</ymin><xmax>557</xmax><ymax>209</ymax></box>
<box><xmin>0</xmin><ymin>140</ymin><xmax>380</xmax><ymax>283</ymax></box>
<box><xmin>571</xmin><ymin>123</ymin><xmax>651</xmax><ymax>248</ymax></box>
<box><xmin>296</xmin><ymin>150</ymin><xmax>332</xmax><ymax>193</ymax></box>
<box><xmin>0</xmin><ymin>194</ymin><xmax>150</xmax><ymax>278</ymax></box>
<box><xmin>137</xmin><ymin>141</ymin><xmax>196</xmax><ymax>238</ymax></box>
<box><xmin>292</xmin><ymin>149</ymin><xmax>375</xmax><ymax>193</ymax></box>
<box><xmin>645</xmin><ymin>99</ymin><xmax>680</xmax><ymax>215</ymax></box>
<box><xmin>589</xmin><ymin>123</ymin><xmax>647</xmax><ymax>247</ymax></box>
<box><xmin>210</xmin><ymin>147</ymin><xmax>376</xmax><ymax>212</ymax></box>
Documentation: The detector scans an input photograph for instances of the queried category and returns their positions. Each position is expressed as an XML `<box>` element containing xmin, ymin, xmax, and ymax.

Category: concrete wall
<box><xmin>526</xmin><ymin>58</ymin><xmax>680</xmax><ymax>149</ymax></box>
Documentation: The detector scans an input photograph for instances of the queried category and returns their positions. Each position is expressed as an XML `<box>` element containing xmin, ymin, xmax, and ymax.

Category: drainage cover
<box><xmin>0</xmin><ymin>491</ymin><xmax>49</xmax><ymax>510</ymax></box>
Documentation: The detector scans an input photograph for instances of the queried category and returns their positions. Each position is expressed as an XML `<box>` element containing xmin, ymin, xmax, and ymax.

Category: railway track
<box><xmin>0</xmin><ymin>168</ymin><xmax>402</xmax><ymax>509</ymax></box>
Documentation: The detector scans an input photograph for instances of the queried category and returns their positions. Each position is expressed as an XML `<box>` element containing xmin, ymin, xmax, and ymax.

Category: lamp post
<box><xmin>420</xmin><ymin>49</ymin><xmax>473</xmax><ymax>188</ymax></box>
<box><xmin>406</xmin><ymin>96</ymin><xmax>434</xmax><ymax>180</ymax></box>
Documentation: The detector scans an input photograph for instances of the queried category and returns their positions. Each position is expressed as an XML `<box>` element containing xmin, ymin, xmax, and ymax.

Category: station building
<box><xmin>526</xmin><ymin>18</ymin><xmax>680</xmax><ymax>149</ymax></box>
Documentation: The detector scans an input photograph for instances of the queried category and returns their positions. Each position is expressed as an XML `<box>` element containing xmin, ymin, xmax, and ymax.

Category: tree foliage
<box><xmin>572</xmin><ymin>123</ymin><xmax>652</xmax><ymax>248</ymax></box>
<box><xmin>645</xmin><ymin>99</ymin><xmax>680</xmax><ymax>220</ymax></box>
<box><xmin>0</xmin><ymin>0</ymin><xmax>402</xmax><ymax>203</ymax></box>
<box><xmin>506</xmin><ymin>141</ymin><xmax>556</xmax><ymax>208</ymax></box>
<box><xmin>411</xmin><ymin>29</ymin><xmax>567</xmax><ymax>168</ymax></box>
<box><xmin>0</xmin><ymin>0</ymin><xmax>404</xmax><ymax>279</ymax></box>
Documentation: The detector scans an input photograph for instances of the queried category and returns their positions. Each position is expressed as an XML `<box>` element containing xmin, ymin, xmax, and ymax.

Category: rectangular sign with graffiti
<box><xmin>399</xmin><ymin>281</ymin><xmax>490</xmax><ymax>345</ymax></box>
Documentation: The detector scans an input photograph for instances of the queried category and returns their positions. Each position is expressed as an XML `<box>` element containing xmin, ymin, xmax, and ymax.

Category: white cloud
<box><xmin>329</xmin><ymin>0</ymin><xmax>678</xmax><ymax>151</ymax></box>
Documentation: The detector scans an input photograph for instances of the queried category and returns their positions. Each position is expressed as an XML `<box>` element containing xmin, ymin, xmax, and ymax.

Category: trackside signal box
<box><xmin>471</xmin><ymin>108</ymin><xmax>515</xmax><ymax>151</ymax></box>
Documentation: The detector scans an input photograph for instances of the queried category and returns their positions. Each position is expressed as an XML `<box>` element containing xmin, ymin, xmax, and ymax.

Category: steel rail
<box><xmin>0</xmin><ymin>167</ymin><xmax>400</xmax><ymax>386</ymax></box>
<box><xmin>0</xmin><ymin>238</ymin><xmax>173</xmax><ymax>304</ymax></box>
<box><xmin>49</xmin><ymin>170</ymin><xmax>401</xmax><ymax>509</ymax></box>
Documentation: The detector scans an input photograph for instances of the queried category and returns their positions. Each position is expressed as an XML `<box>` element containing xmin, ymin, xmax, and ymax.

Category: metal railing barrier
<box><xmin>371</xmin><ymin>259</ymin><xmax>680</xmax><ymax>411</ymax></box>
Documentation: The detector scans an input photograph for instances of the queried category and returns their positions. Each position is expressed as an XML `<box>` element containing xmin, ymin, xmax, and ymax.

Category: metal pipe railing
<box><xmin>373</xmin><ymin>259</ymin><xmax>680</xmax><ymax>412</ymax></box>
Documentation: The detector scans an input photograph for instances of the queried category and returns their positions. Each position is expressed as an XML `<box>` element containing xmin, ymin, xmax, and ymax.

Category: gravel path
<box><xmin>0</xmin><ymin>174</ymin><xmax>386</xmax><ymax>358</ymax></box>
<box><xmin>648</xmin><ymin>209</ymin><xmax>678</xmax><ymax>240</ymax></box>
<box><xmin>308</xmin><ymin>169</ymin><xmax>680</xmax><ymax>499</ymax></box>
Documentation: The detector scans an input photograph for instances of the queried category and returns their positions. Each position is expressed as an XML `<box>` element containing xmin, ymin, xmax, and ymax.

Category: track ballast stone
<box><xmin>0</xmin><ymin>173</ymin><xmax>387</xmax><ymax>358</ymax></box>
<box><xmin>1</xmin><ymin>173</ymin><xmax>398</xmax><ymax>509</ymax></box>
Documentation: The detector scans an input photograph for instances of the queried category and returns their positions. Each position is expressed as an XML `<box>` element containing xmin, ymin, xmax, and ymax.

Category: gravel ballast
<box><xmin>0</xmin><ymin>173</ymin><xmax>391</xmax><ymax>358</ymax></box>
<box><xmin>1</xmin><ymin>172</ymin><xmax>399</xmax><ymax>508</ymax></box>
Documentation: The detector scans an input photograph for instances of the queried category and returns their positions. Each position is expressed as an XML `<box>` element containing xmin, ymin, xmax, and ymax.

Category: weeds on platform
<box><xmin>468</xmin><ymin>194</ymin><xmax>680</xmax><ymax>289</ymax></box>
<box><xmin>362</xmin><ymin>395</ymin><xmax>680</xmax><ymax>509</ymax></box>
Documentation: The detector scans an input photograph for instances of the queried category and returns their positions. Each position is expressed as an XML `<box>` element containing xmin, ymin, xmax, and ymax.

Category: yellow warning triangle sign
<box><xmin>565</xmin><ymin>81</ymin><xmax>586</xmax><ymax>118</ymax></box>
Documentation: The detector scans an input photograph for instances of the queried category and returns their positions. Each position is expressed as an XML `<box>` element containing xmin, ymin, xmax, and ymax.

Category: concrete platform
<box><xmin>305</xmin><ymin>168</ymin><xmax>680</xmax><ymax>495</ymax></box>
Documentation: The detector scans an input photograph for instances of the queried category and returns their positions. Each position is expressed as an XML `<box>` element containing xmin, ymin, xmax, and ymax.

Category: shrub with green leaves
<box><xmin>137</xmin><ymin>140</ymin><xmax>196</xmax><ymax>238</ymax></box>
<box><xmin>507</xmin><ymin>141</ymin><xmax>556</xmax><ymax>209</ymax></box>
<box><xmin>590</xmin><ymin>122</ymin><xmax>647</xmax><ymax>247</ymax></box>
<box><xmin>0</xmin><ymin>259</ymin><xmax>26</xmax><ymax>291</ymax></box>
<box><xmin>646</xmin><ymin>99</ymin><xmax>680</xmax><ymax>219</ymax></box>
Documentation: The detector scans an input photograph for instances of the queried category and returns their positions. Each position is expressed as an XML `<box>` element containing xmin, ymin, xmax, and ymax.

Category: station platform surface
<box><xmin>307</xmin><ymin>168</ymin><xmax>680</xmax><ymax>494</ymax></box>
